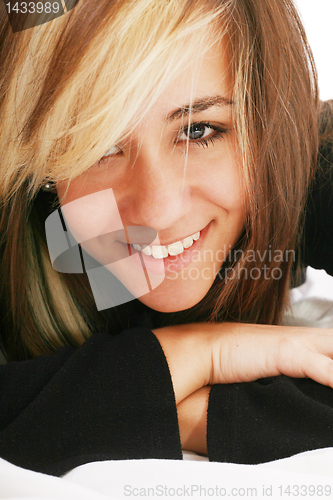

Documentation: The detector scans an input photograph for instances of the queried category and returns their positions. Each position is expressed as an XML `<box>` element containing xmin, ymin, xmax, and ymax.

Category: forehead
<box><xmin>139</xmin><ymin>38</ymin><xmax>233</xmax><ymax>122</ymax></box>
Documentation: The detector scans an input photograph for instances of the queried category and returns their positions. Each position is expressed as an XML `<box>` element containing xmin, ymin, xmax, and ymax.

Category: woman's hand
<box><xmin>153</xmin><ymin>323</ymin><xmax>333</xmax><ymax>405</ymax></box>
<box><xmin>209</xmin><ymin>323</ymin><xmax>333</xmax><ymax>388</ymax></box>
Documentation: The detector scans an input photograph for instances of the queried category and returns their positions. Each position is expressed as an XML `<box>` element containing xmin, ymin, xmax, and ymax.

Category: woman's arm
<box><xmin>207</xmin><ymin>374</ymin><xmax>333</xmax><ymax>464</ymax></box>
<box><xmin>0</xmin><ymin>328</ymin><xmax>183</xmax><ymax>475</ymax></box>
<box><xmin>155</xmin><ymin>322</ymin><xmax>333</xmax><ymax>456</ymax></box>
<box><xmin>177</xmin><ymin>386</ymin><xmax>211</xmax><ymax>455</ymax></box>
<box><xmin>2</xmin><ymin>321</ymin><xmax>333</xmax><ymax>473</ymax></box>
<box><xmin>153</xmin><ymin>322</ymin><xmax>333</xmax><ymax>404</ymax></box>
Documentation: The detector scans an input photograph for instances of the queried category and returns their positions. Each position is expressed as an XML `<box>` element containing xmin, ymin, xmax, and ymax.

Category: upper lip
<box><xmin>155</xmin><ymin>231</ymin><xmax>201</xmax><ymax>247</ymax></box>
<box><xmin>119</xmin><ymin>222</ymin><xmax>210</xmax><ymax>247</ymax></box>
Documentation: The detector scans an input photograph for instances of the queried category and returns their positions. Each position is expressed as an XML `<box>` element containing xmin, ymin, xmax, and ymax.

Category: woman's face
<box><xmin>57</xmin><ymin>40</ymin><xmax>247</xmax><ymax>313</ymax></box>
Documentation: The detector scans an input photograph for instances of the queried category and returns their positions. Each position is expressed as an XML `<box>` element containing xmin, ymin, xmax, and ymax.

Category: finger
<box><xmin>312</xmin><ymin>331</ymin><xmax>333</xmax><ymax>357</ymax></box>
<box><xmin>303</xmin><ymin>352</ymin><xmax>333</xmax><ymax>389</ymax></box>
<box><xmin>279</xmin><ymin>350</ymin><xmax>333</xmax><ymax>389</ymax></box>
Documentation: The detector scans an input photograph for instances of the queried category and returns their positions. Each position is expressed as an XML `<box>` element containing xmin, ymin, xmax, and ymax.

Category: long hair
<box><xmin>0</xmin><ymin>0</ymin><xmax>321</xmax><ymax>360</ymax></box>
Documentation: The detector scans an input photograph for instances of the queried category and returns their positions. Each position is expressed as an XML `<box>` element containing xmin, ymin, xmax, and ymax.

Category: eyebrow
<box><xmin>166</xmin><ymin>95</ymin><xmax>234</xmax><ymax>122</ymax></box>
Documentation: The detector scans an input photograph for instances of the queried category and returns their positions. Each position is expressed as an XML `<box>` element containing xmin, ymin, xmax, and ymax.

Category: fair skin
<box><xmin>57</xmin><ymin>38</ymin><xmax>333</xmax><ymax>455</ymax></box>
<box><xmin>57</xmin><ymin>40</ymin><xmax>246</xmax><ymax>313</ymax></box>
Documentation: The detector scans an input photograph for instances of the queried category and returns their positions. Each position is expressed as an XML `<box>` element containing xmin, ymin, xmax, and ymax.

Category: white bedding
<box><xmin>1</xmin><ymin>448</ymin><xmax>333</xmax><ymax>499</ymax></box>
<box><xmin>1</xmin><ymin>267</ymin><xmax>333</xmax><ymax>499</ymax></box>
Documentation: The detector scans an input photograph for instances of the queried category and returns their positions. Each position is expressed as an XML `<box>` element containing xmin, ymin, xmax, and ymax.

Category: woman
<box><xmin>0</xmin><ymin>0</ymin><xmax>333</xmax><ymax>476</ymax></box>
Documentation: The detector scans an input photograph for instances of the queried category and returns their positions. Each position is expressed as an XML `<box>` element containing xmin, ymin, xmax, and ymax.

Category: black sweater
<box><xmin>0</xmin><ymin>126</ymin><xmax>332</xmax><ymax>477</ymax></box>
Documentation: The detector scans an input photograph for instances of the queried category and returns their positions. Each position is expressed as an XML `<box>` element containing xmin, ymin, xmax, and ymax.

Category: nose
<box><xmin>119</xmin><ymin>147</ymin><xmax>190</xmax><ymax>231</ymax></box>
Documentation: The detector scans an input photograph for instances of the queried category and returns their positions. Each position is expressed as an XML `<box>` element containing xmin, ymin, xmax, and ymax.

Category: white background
<box><xmin>296</xmin><ymin>0</ymin><xmax>333</xmax><ymax>101</ymax></box>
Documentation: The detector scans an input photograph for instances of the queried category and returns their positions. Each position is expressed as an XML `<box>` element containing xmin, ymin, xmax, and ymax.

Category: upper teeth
<box><xmin>132</xmin><ymin>231</ymin><xmax>201</xmax><ymax>259</ymax></box>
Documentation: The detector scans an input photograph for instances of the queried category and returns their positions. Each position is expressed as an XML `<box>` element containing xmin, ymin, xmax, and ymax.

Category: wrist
<box><xmin>152</xmin><ymin>323</ymin><xmax>212</xmax><ymax>404</ymax></box>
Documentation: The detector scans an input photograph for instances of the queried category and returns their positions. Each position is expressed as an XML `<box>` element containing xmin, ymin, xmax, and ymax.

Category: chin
<box><xmin>138</xmin><ymin>284</ymin><xmax>210</xmax><ymax>313</ymax></box>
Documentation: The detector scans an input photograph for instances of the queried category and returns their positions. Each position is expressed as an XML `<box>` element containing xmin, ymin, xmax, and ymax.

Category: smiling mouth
<box><xmin>131</xmin><ymin>230</ymin><xmax>202</xmax><ymax>259</ymax></box>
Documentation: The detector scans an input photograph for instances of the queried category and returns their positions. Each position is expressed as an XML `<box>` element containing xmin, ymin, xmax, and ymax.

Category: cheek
<box><xmin>196</xmin><ymin>157</ymin><xmax>247</xmax><ymax>217</ymax></box>
<box><xmin>57</xmin><ymin>182</ymin><xmax>124</xmax><ymax>243</ymax></box>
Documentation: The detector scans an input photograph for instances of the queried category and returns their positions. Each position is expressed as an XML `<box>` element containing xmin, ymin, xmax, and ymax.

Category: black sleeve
<box><xmin>303</xmin><ymin>122</ymin><xmax>333</xmax><ymax>276</ymax></box>
<box><xmin>0</xmin><ymin>328</ymin><xmax>182</xmax><ymax>476</ymax></box>
<box><xmin>207</xmin><ymin>377</ymin><xmax>333</xmax><ymax>463</ymax></box>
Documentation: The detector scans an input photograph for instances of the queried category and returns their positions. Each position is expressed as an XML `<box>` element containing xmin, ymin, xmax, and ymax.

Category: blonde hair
<box><xmin>0</xmin><ymin>0</ymin><xmax>320</xmax><ymax>360</ymax></box>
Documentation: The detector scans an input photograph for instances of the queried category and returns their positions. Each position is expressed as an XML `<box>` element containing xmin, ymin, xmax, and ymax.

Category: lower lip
<box><xmin>127</xmin><ymin>221</ymin><xmax>212</xmax><ymax>276</ymax></box>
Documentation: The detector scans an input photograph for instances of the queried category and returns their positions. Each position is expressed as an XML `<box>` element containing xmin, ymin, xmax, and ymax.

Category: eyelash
<box><xmin>177</xmin><ymin>121</ymin><xmax>229</xmax><ymax>149</ymax></box>
<box><xmin>98</xmin><ymin>121</ymin><xmax>228</xmax><ymax>163</ymax></box>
